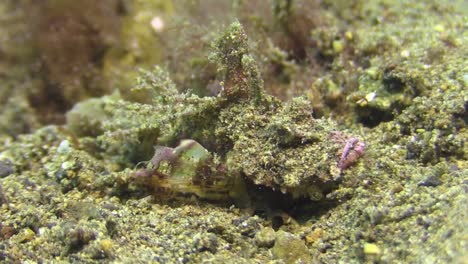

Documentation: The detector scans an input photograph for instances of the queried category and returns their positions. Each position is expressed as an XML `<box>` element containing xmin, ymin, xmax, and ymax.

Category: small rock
<box><xmin>0</xmin><ymin>186</ymin><xmax>7</xmax><ymax>205</ymax></box>
<box><xmin>272</xmin><ymin>230</ymin><xmax>311</xmax><ymax>263</ymax></box>
<box><xmin>65</xmin><ymin>226</ymin><xmax>96</xmax><ymax>253</ymax></box>
<box><xmin>232</xmin><ymin>216</ymin><xmax>261</xmax><ymax>237</ymax></box>
<box><xmin>57</xmin><ymin>140</ymin><xmax>71</xmax><ymax>154</ymax></box>
<box><xmin>254</xmin><ymin>227</ymin><xmax>276</xmax><ymax>248</ymax></box>
<box><xmin>15</xmin><ymin>228</ymin><xmax>35</xmax><ymax>243</ymax></box>
<box><xmin>0</xmin><ymin>160</ymin><xmax>14</xmax><ymax>178</ymax></box>
<box><xmin>90</xmin><ymin>239</ymin><xmax>114</xmax><ymax>259</ymax></box>
<box><xmin>305</xmin><ymin>228</ymin><xmax>324</xmax><ymax>244</ymax></box>
<box><xmin>0</xmin><ymin>224</ymin><xmax>17</xmax><ymax>240</ymax></box>
<box><xmin>193</xmin><ymin>232</ymin><xmax>218</xmax><ymax>253</ymax></box>
<box><xmin>418</xmin><ymin>175</ymin><xmax>442</xmax><ymax>187</ymax></box>
<box><xmin>363</xmin><ymin>242</ymin><xmax>381</xmax><ymax>255</ymax></box>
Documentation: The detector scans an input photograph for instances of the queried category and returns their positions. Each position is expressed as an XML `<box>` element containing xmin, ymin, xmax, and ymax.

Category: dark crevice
<box><xmin>356</xmin><ymin>106</ymin><xmax>394</xmax><ymax>128</ymax></box>
<box><xmin>241</xmin><ymin>179</ymin><xmax>340</xmax><ymax>228</ymax></box>
<box><xmin>382</xmin><ymin>73</ymin><xmax>405</xmax><ymax>93</ymax></box>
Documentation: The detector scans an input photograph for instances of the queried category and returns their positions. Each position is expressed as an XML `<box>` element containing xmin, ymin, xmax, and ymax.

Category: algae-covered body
<box><xmin>67</xmin><ymin>22</ymin><xmax>364</xmax><ymax>201</ymax></box>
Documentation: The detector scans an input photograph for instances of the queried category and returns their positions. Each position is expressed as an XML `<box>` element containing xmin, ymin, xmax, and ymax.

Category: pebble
<box><xmin>254</xmin><ymin>227</ymin><xmax>276</xmax><ymax>248</ymax></box>
<box><xmin>272</xmin><ymin>230</ymin><xmax>311</xmax><ymax>263</ymax></box>
<box><xmin>0</xmin><ymin>160</ymin><xmax>14</xmax><ymax>177</ymax></box>
<box><xmin>193</xmin><ymin>232</ymin><xmax>218</xmax><ymax>253</ymax></box>
<box><xmin>363</xmin><ymin>242</ymin><xmax>381</xmax><ymax>255</ymax></box>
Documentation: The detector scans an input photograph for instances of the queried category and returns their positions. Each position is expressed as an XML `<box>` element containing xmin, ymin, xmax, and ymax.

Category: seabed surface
<box><xmin>0</xmin><ymin>1</ymin><xmax>466</xmax><ymax>263</ymax></box>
